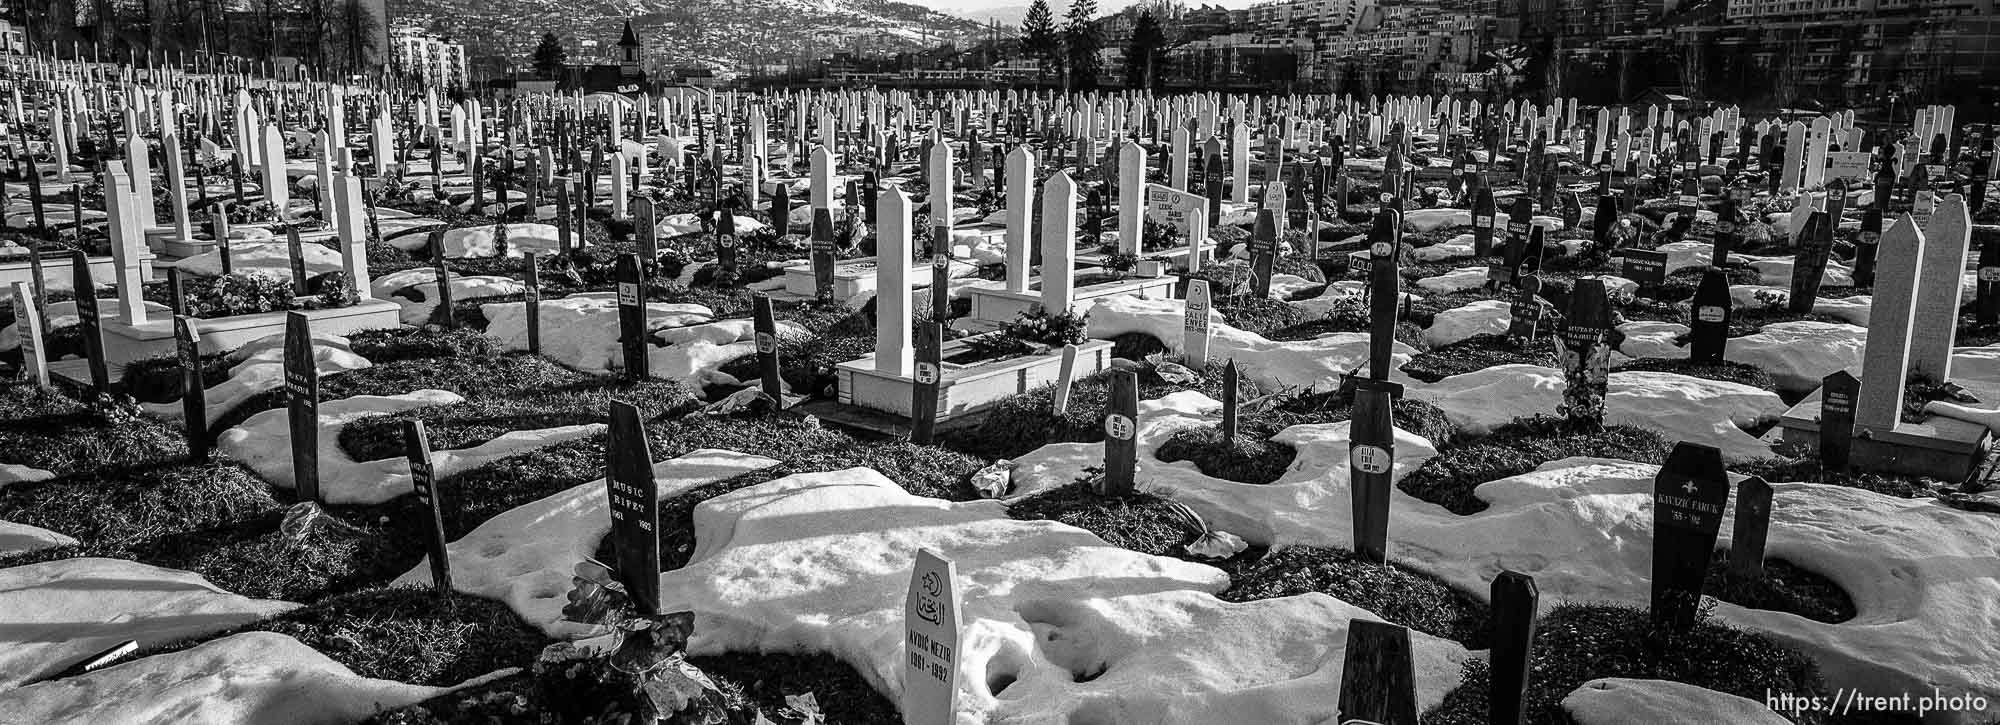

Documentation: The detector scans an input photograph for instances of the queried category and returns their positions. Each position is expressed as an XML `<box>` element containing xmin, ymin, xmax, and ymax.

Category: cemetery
<box><xmin>0</xmin><ymin>55</ymin><xmax>1998</xmax><ymax>725</ymax></box>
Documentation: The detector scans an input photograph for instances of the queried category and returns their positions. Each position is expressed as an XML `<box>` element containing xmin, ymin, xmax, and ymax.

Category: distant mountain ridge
<box><xmin>389</xmin><ymin>0</ymin><xmax>986</xmax><ymax>75</ymax></box>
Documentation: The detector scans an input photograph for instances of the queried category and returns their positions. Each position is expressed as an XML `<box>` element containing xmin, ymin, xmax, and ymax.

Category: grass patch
<box><xmin>1612</xmin><ymin>357</ymin><xmax>1777</xmax><ymax>392</ymax></box>
<box><xmin>1399</xmin><ymin>418</ymin><xmax>1670</xmax><ymax>515</ymax></box>
<box><xmin>1270</xmin><ymin>385</ymin><xmax>1463</xmax><ymax>448</ymax></box>
<box><xmin>1703</xmin><ymin>550</ymin><xmax>1856</xmax><ymax>624</ymax></box>
<box><xmin>336</xmin><ymin>372</ymin><xmax>695</xmax><ymax>462</ymax></box>
<box><xmin>366</xmin><ymin>648</ymin><xmax>894</xmax><ymax>725</ymax></box>
<box><xmin>1005</xmin><ymin>481</ymin><xmax>1222</xmax><ymax>562</ymax></box>
<box><xmin>1154</xmin><ymin>425</ymin><xmax>1298</xmax><ymax>485</ymax></box>
<box><xmin>1728</xmin><ymin>453</ymin><xmax>1946</xmax><ymax>499</ymax></box>
<box><xmin>116</xmin><ymin>352</ymin><xmax>238</xmax><ymax>404</ymax></box>
<box><xmin>1220</xmin><ymin>546</ymin><xmax>1492</xmax><ymax>648</ymax></box>
<box><xmin>950</xmin><ymin>365</ymin><xmax>1250</xmax><ymax>460</ymax></box>
<box><xmin>0</xmin><ymin>382</ymin><xmax>187</xmax><ymax>476</ymax></box>
<box><xmin>346</xmin><ymin>327</ymin><xmax>503</xmax><ymax>364</ymax></box>
<box><xmin>1401</xmin><ymin>334</ymin><xmax>1561</xmax><ymax>384</ymax></box>
<box><xmin>141</xmin><ymin>586</ymin><xmax>548</xmax><ymax>687</ymax></box>
<box><xmin>1421</xmin><ymin>603</ymin><xmax>1829</xmax><ymax>725</ymax></box>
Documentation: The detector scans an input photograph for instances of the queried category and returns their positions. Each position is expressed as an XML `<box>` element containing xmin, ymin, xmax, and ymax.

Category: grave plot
<box><xmin>1</xmin><ymin>66</ymin><xmax>1996</xmax><ymax>725</ymax></box>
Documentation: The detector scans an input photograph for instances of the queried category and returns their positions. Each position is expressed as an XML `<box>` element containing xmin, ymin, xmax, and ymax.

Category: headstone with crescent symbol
<box><xmin>902</xmin><ymin>548</ymin><xmax>961</xmax><ymax>725</ymax></box>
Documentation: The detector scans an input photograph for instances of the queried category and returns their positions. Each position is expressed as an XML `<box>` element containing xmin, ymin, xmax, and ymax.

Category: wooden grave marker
<box><xmin>1728</xmin><ymin>475</ymin><xmax>1774</xmax><ymax>581</ymax></box>
<box><xmin>1099</xmin><ymin>369</ymin><xmax>1140</xmax><ymax>497</ymax></box>
<box><xmin>1350</xmin><ymin>386</ymin><xmax>1395</xmax><ymax>564</ymax></box>
<box><xmin>174</xmin><ymin>315</ymin><xmax>210</xmax><ymax>462</ymax></box>
<box><xmin>1336</xmin><ymin>620</ymin><xmax>1419</xmax><ymax>725</ymax></box>
<box><xmin>403</xmin><ymin>419</ymin><xmax>454</xmax><ymax>592</ymax></box>
<box><xmin>1489</xmin><ymin>571</ymin><xmax>1539</xmax><ymax>725</ymax></box>
<box><xmin>911</xmin><ymin>322</ymin><xmax>943</xmax><ymax>445</ymax></box>
<box><xmin>615</xmin><ymin>253</ymin><xmax>650</xmax><ymax>380</ymax></box>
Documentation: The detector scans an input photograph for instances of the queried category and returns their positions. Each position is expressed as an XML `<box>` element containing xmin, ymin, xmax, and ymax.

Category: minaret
<box><xmin>618</xmin><ymin>20</ymin><xmax>642</xmax><ymax>78</ymax></box>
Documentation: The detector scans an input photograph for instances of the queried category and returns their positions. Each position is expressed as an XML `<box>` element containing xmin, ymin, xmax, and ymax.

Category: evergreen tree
<box><xmin>532</xmin><ymin>32</ymin><xmax>567</xmax><ymax>80</ymax></box>
<box><xmin>1062</xmin><ymin>0</ymin><xmax>1102</xmax><ymax>91</ymax></box>
<box><xmin>1122</xmin><ymin>10</ymin><xmax>1166</xmax><ymax>91</ymax></box>
<box><xmin>1020</xmin><ymin>0</ymin><xmax>1060</xmax><ymax>86</ymax></box>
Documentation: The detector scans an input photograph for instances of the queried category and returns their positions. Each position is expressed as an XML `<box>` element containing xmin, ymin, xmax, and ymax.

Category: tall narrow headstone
<box><xmin>605</xmin><ymin>400</ymin><xmax>661</xmax><ymax>616</ymax></box>
<box><xmin>10</xmin><ymin>282</ymin><xmax>47</xmax><ymax>387</ymax></box>
<box><xmin>1184</xmin><ymin>280</ymin><xmax>1213</xmax><ymax>370</ymax></box>
<box><xmin>1489</xmin><ymin>571</ymin><xmax>1540</xmax><ymax>725</ymax></box>
<box><xmin>615</xmin><ymin>254</ymin><xmax>649</xmax><ymax>380</ymax></box>
<box><xmin>174</xmin><ymin>316</ymin><xmax>209</xmax><ymax>461</ymax></box>
<box><xmin>284</xmin><ymin>312</ymin><xmax>321</xmax><ymax>503</ymax></box>
<box><xmin>1350</xmin><ymin>387</ymin><xmax>1395</xmax><ymax>564</ymax></box>
<box><xmin>403</xmin><ymin>420</ymin><xmax>454</xmax><ymax>592</ymax></box>
<box><xmin>70</xmin><ymin>250</ymin><xmax>108</xmax><ymax>390</ymax></box>
<box><xmin>1728</xmin><ymin>476</ymin><xmax>1774</xmax><ymax>581</ymax></box>
<box><xmin>1909</xmin><ymin>196</ymin><xmax>1970</xmax><ymax>382</ymax></box>
<box><xmin>911</xmin><ymin>322</ymin><xmax>943</xmax><ymax>445</ymax></box>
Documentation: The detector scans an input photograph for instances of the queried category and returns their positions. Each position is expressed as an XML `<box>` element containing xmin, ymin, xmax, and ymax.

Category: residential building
<box><xmin>390</xmin><ymin>26</ymin><xmax>468</xmax><ymax>91</ymax></box>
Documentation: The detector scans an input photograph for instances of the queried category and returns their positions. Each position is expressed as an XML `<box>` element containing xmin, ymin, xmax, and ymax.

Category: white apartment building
<box><xmin>391</xmin><ymin>26</ymin><xmax>468</xmax><ymax>91</ymax></box>
<box><xmin>1727</xmin><ymin>0</ymin><xmax>1993</xmax><ymax>22</ymax></box>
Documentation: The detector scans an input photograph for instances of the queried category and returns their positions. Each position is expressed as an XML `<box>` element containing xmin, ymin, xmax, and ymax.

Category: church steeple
<box><xmin>617</xmin><ymin>19</ymin><xmax>642</xmax><ymax>77</ymax></box>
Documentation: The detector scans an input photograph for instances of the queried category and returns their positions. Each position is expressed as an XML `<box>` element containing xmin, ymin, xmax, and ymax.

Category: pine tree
<box><xmin>1020</xmin><ymin>0</ymin><xmax>1060</xmax><ymax>86</ymax></box>
<box><xmin>1062</xmin><ymin>0</ymin><xmax>1102</xmax><ymax>91</ymax></box>
<box><xmin>532</xmin><ymin>32</ymin><xmax>567</xmax><ymax>80</ymax></box>
<box><xmin>1122</xmin><ymin>10</ymin><xmax>1166</xmax><ymax>91</ymax></box>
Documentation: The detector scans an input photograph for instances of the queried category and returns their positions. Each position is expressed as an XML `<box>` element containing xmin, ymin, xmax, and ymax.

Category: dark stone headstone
<box><xmin>811</xmin><ymin>209</ymin><xmax>837</xmax><ymax>303</ymax></box>
<box><xmin>402</xmin><ymin>419</ymin><xmax>454</xmax><ymax>592</ymax></box>
<box><xmin>1350</xmin><ymin>386</ymin><xmax>1395</xmax><ymax>564</ymax></box>
<box><xmin>1099</xmin><ymin>369</ymin><xmax>1140</xmax><ymax>497</ymax></box>
<box><xmin>1248</xmin><ymin>210</ymin><xmax>1279</xmax><ymax>299</ymax></box>
<box><xmin>523</xmin><ymin>252</ymin><xmax>542</xmax><ymax>355</ymax></box>
<box><xmin>753</xmin><ymin>295</ymin><xmax>784</xmax><ymax>402</ymax></box>
<box><xmin>1788</xmin><ymin>211</ymin><xmax>1831</xmax><ymax>313</ymax></box>
<box><xmin>1650</xmin><ymin>441</ymin><xmax>1730</xmax><ymax>633</ymax></box>
<box><xmin>70</xmin><ymin>250</ymin><xmax>108</xmax><ymax>391</ymax></box>
<box><xmin>1689</xmin><ymin>268</ymin><xmax>1732</xmax><ymax>363</ymax></box>
<box><xmin>1508</xmin><ymin>275</ymin><xmax>1544</xmax><ymax>340</ymax></box>
<box><xmin>1336</xmin><ymin>620</ymin><xmax>1419</xmax><ymax>725</ymax></box>
<box><xmin>554</xmin><ymin>183</ymin><xmax>573</xmax><ymax>253</ymax></box>
<box><xmin>428</xmin><ymin>230</ymin><xmax>457</xmax><ymax>328</ymax></box>
<box><xmin>283</xmin><ymin>311</ymin><xmax>321</xmax><ymax>503</ymax></box>
<box><xmin>1618</xmin><ymin>248</ymin><xmax>1668</xmax><ymax>286</ymax></box>
<box><xmin>1853</xmin><ymin>208</ymin><xmax>1882</xmax><ymax>287</ymax></box>
<box><xmin>1979</xmin><ymin>228</ymin><xmax>2000</xmax><ymax>326</ymax></box>
<box><xmin>1819</xmin><ymin>370</ymin><xmax>1859</xmax><ymax>472</ymax></box>
<box><xmin>1728</xmin><ymin>475</ymin><xmax>1774</xmax><ymax>581</ymax></box>
<box><xmin>1489</xmin><ymin>571</ymin><xmax>1540</xmax><ymax>725</ymax></box>
<box><xmin>605</xmin><ymin>400</ymin><xmax>661</xmax><ymax>616</ymax></box>
<box><xmin>770</xmin><ymin>185</ymin><xmax>790</xmax><ymax>238</ymax></box>
<box><xmin>1560</xmin><ymin>279</ymin><xmax>1614</xmax><ymax>428</ymax></box>
<box><xmin>174</xmin><ymin>315</ymin><xmax>209</xmax><ymax>462</ymax></box>
<box><xmin>899</xmin><ymin>276</ymin><xmax>943</xmax><ymax>426</ymax></box>
<box><xmin>1560</xmin><ymin>190</ymin><xmax>1581</xmax><ymax>230</ymax></box>
<box><xmin>715</xmin><ymin>207</ymin><xmax>739</xmax><ymax>281</ymax></box>
<box><xmin>1368</xmin><ymin>210</ymin><xmax>1401</xmax><ymax>382</ymax></box>
<box><xmin>1472</xmin><ymin>187</ymin><xmax>1497</xmax><ymax>257</ymax></box>
<box><xmin>614</xmin><ymin>253</ymin><xmax>650</xmax><ymax>380</ymax></box>
<box><xmin>1221</xmin><ymin>360</ymin><xmax>1239</xmax><ymax>442</ymax></box>
<box><xmin>1592</xmin><ymin>195</ymin><xmax>1618</xmax><ymax>247</ymax></box>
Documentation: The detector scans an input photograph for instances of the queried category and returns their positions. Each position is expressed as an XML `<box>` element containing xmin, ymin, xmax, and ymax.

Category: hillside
<box><xmin>389</xmin><ymin>0</ymin><xmax>986</xmax><ymax>75</ymax></box>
